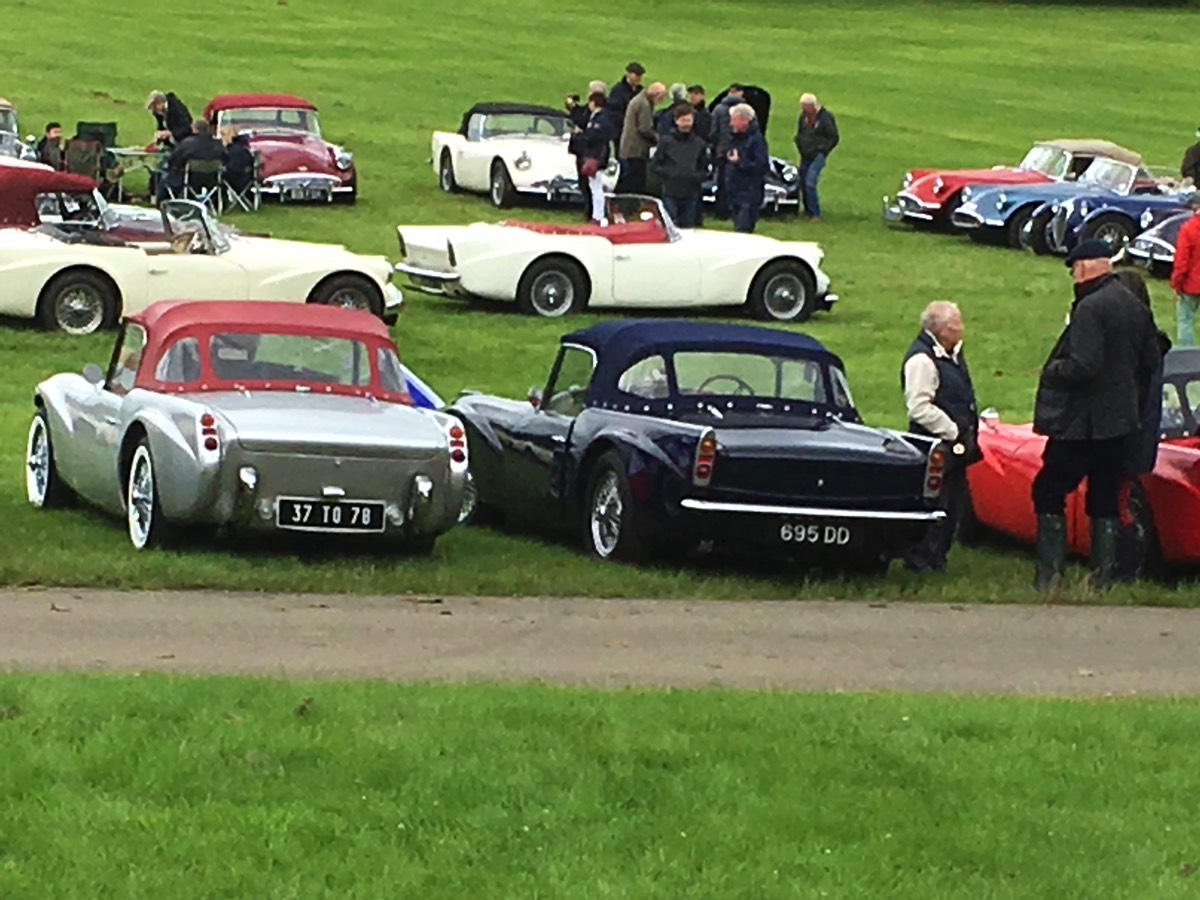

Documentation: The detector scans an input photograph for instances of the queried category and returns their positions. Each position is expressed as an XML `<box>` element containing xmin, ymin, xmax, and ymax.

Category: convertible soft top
<box><xmin>564</xmin><ymin>319</ymin><xmax>842</xmax><ymax>393</ymax></box>
<box><xmin>0</xmin><ymin>167</ymin><xmax>97</xmax><ymax>226</ymax></box>
<box><xmin>1039</xmin><ymin>139</ymin><xmax>1142</xmax><ymax>166</ymax></box>
<box><xmin>458</xmin><ymin>102</ymin><xmax>568</xmax><ymax>136</ymax></box>
<box><xmin>204</xmin><ymin>94</ymin><xmax>318</xmax><ymax>117</ymax></box>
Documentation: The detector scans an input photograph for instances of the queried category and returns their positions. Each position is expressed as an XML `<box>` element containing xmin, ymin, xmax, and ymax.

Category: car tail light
<box><xmin>198</xmin><ymin>410</ymin><xmax>221</xmax><ymax>462</ymax></box>
<box><xmin>924</xmin><ymin>445</ymin><xmax>947</xmax><ymax>498</ymax></box>
<box><xmin>444</xmin><ymin>417</ymin><xmax>468</xmax><ymax>473</ymax></box>
<box><xmin>692</xmin><ymin>429</ymin><xmax>717</xmax><ymax>486</ymax></box>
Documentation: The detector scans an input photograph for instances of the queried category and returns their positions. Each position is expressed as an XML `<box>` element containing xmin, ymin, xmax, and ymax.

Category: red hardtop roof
<box><xmin>204</xmin><ymin>94</ymin><xmax>318</xmax><ymax>117</ymax></box>
<box><xmin>129</xmin><ymin>300</ymin><xmax>392</xmax><ymax>343</ymax></box>
<box><xmin>0</xmin><ymin>168</ymin><xmax>98</xmax><ymax>226</ymax></box>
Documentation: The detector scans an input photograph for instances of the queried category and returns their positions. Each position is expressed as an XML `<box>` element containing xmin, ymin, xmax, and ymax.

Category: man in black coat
<box><xmin>156</xmin><ymin>118</ymin><xmax>224</xmax><ymax>203</ymax></box>
<box><xmin>36</xmin><ymin>122</ymin><xmax>63</xmax><ymax>170</ymax></box>
<box><xmin>900</xmin><ymin>301</ymin><xmax>981</xmax><ymax>574</ymax></box>
<box><xmin>147</xmin><ymin>90</ymin><xmax>193</xmax><ymax>148</ymax></box>
<box><xmin>687</xmin><ymin>85</ymin><xmax>712</xmax><ymax>147</ymax></box>
<box><xmin>607</xmin><ymin>62</ymin><xmax>644</xmax><ymax>155</ymax></box>
<box><xmin>1031</xmin><ymin>240</ymin><xmax>1163</xmax><ymax>589</ymax></box>
<box><xmin>725</xmin><ymin>104</ymin><xmax>768</xmax><ymax>234</ymax></box>
<box><xmin>793</xmin><ymin>92</ymin><xmax>839</xmax><ymax>220</ymax></box>
<box><xmin>653</xmin><ymin>104</ymin><xmax>708</xmax><ymax>228</ymax></box>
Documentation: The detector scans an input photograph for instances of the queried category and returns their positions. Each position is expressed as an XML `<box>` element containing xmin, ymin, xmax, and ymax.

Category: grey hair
<box><xmin>730</xmin><ymin>102</ymin><xmax>757</xmax><ymax>122</ymax></box>
<box><xmin>668</xmin><ymin>82</ymin><xmax>688</xmax><ymax>103</ymax></box>
<box><xmin>921</xmin><ymin>301</ymin><xmax>961</xmax><ymax>332</ymax></box>
<box><xmin>588</xmin><ymin>80</ymin><xmax>607</xmax><ymax>95</ymax></box>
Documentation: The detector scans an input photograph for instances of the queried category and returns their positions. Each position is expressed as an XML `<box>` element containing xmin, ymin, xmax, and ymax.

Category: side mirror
<box><xmin>83</xmin><ymin>363</ymin><xmax>104</xmax><ymax>385</ymax></box>
<box><xmin>528</xmin><ymin>386</ymin><xmax>543</xmax><ymax>409</ymax></box>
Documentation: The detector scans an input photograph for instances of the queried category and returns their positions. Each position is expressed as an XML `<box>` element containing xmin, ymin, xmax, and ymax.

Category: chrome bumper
<box><xmin>393</xmin><ymin>262</ymin><xmax>463</xmax><ymax>296</ymax></box>
<box><xmin>1127</xmin><ymin>238</ymin><xmax>1175</xmax><ymax>267</ymax></box>
<box><xmin>680</xmin><ymin>499</ymin><xmax>945</xmax><ymax>522</ymax></box>
<box><xmin>882</xmin><ymin>193</ymin><xmax>936</xmax><ymax>223</ymax></box>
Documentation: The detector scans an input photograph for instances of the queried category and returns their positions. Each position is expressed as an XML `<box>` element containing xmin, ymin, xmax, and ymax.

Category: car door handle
<box><xmin>614</xmin><ymin>254</ymin><xmax>631</xmax><ymax>261</ymax></box>
<box><xmin>149</xmin><ymin>268</ymin><xmax>167</xmax><ymax>275</ymax></box>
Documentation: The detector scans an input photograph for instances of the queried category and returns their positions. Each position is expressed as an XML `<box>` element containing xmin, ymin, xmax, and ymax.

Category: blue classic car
<box><xmin>1125</xmin><ymin>210</ymin><xmax>1190</xmax><ymax>275</ymax></box>
<box><xmin>951</xmin><ymin>153</ymin><xmax>1155</xmax><ymax>249</ymax></box>
<box><xmin>449</xmin><ymin>320</ymin><xmax>946</xmax><ymax>569</ymax></box>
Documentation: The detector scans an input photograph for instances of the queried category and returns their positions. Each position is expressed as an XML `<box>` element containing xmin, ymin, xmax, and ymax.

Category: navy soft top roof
<box><xmin>458</xmin><ymin>103</ymin><xmax>568</xmax><ymax>136</ymax></box>
<box><xmin>563</xmin><ymin>320</ymin><xmax>842</xmax><ymax>398</ymax></box>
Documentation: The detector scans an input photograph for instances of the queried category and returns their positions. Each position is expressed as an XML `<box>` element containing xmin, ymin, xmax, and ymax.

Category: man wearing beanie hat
<box><xmin>1169</xmin><ymin>192</ymin><xmax>1200</xmax><ymax>346</ymax></box>
<box><xmin>1030</xmin><ymin>239</ymin><xmax>1163</xmax><ymax>590</ymax></box>
<box><xmin>1181</xmin><ymin>126</ymin><xmax>1200</xmax><ymax>187</ymax></box>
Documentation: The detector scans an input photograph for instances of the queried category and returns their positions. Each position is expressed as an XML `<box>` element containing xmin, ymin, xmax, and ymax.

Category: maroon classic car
<box><xmin>0</xmin><ymin>165</ymin><xmax>172</xmax><ymax>241</ymax></box>
<box><xmin>203</xmin><ymin>93</ymin><xmax>356</xmax><ymax>203</ymax></box>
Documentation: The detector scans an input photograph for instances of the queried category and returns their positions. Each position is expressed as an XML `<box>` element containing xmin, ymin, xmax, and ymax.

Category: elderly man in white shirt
<box><xmin>900</xmin><ymin>301</ymin><xmax>982</xmax><ymax>573</ymax></box>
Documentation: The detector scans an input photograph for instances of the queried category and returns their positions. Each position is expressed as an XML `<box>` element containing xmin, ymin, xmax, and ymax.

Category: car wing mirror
<box><xmin>528</xmin><ymin>386</ymin><xmax>543</xmax><ymax>409</ymax></box>
<box><xmin>980</xmin><ymin>407</ymin><xmax>999</xmax><ymax>427</ymax></box>
<box><xmin>83</xmin><ymin>363</ymin><xmax>104</xmax><ymax>385</ymax></box>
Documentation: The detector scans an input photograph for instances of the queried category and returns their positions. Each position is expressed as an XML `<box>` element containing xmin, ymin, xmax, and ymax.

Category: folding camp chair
<box><xmin>223</xmin><ymin>152</ymin><xmax>261</xmax><ymax>212</ymax></box>
<box><xmin>72</xmin><ymin>122</ymin><xmax>125</xmax><ymax>200</ymax></box>
<box><xmin>180</xmin><ymin>159</ymin><xmax>223</xmax><ymax>214</ymax></box>
<box><xmin>63</xmin><ymin>138</ymin><xmax>102</xmax><ymax>179</ymax></box>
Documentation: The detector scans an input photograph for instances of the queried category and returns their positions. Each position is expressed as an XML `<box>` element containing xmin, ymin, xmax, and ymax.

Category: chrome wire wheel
<box><xmin>54</xmin><ymin>285</ymin><xmax>106</xmax><ymax>335</ymax></box>
<box><xmin>1091</xmin><ymin>222</ymin><xmax>1128</xmax><ymax>249</ymax></box>
<box><xmin>529</xmin><ymin>270</ymin><xmax>575</xmax><ymax>317</ymax></box>
<box><xmin>25</xmin><ymin>416</ymin><xmax>50</xmax><ymax>507</ymax></box>
<box><xmin>762</xmin><ymin>272</ymin><xmax>807</xmax><ymax>320</ymax></box>
<box><xmin>328</xmin><ymin>287</ymin><xmax>372</xmax><ymax>312</ymax></box>
<box><xmin>127</xmin><ymin>445</ymin><xmax>155</xmax><ymax>550</ymax></box>
<box><xmin>589</xmin><ymin>470</ymin><xmax>623</xmax><ymax>558</ymax></box>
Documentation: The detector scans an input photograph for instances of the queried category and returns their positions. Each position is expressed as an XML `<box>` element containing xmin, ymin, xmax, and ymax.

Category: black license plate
<box><xmin>276</xmin><ymin>498</ymin><xmax>385</xmax><ymax>533</ymax></box>
<box><xmin>778</xmin><ymin>520</ymin><xmax>857</xmax><ymax>547</ymax></box>
<box><xmin>286</xmin><ymin>186</ymin><xmax>328</xmax><ymax>201</ymax></box>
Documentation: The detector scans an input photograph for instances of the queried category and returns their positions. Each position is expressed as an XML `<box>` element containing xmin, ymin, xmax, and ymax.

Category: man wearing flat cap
<box><xmin>1031</xmin><ymin>239</ymin><xmax>1163</xmax><ymax>590</ymax></box>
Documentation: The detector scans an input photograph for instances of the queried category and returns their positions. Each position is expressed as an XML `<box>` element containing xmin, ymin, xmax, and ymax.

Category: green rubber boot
<box><xmin>1090</xmin><ymin>517</ymin><xmax>1120</xmax><ymax>589</ymax></box>
<box><xmin>1033</xmin><ymin>514</ymin><xmax>1066</xmax><ymax>592</ymax></box>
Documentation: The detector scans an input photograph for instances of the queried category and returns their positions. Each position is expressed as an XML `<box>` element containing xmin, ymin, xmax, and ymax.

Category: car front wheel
<box><xmin>1082</xmin><ymin>213</ymin><xmax>1135</xmax><ymax>251</ymax></box>
<box><xmin>37</xmin><ymin>270</ymin><xmax>118</xmax><ymax>335</ymax></box>
<box><xmin>308</xmin><ymin>275</ymin><xmax>383</xmax><ymax>318</ymax></box>
<box><xmin>490</xmin><ymin>160</ymin><xmax>516</xmax><ymax>208</ymax></box>
<box><xmin>747</xmin><ymin>261</ymin><xmax>816</xmax><ymax>322</ymax></box>
<box><xmin>1026</xmin><ymin>210</ymin><xmax>1055</xmax><ymax>255</ymax></box>
<box><xmin>516</xmin><ymin>257</ymin><xmax>586</xmax><ymax>317</ymax></box>
<box><xmin>26</xmin><ymin>411</ymin><xmax>74</xmax><ymax>508</ymax></box>
<box><xmin>439</xmin><ymin>152</ymin><xmax>458</xmax><ymax>193</ymax></box>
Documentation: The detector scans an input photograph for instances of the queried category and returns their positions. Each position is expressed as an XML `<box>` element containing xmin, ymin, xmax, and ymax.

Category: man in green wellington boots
<box><xmin>1030</xmin><ymin>240</ymin><xmax>1162</xmax><ymax>590</ymax></box>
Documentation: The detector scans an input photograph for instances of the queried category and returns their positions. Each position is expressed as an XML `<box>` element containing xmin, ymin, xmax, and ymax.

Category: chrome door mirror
<box><xmin>528</xmin><ymin>386</ymin><xmax>543</xmax><ymax>409</ymax></box>
<box><xmin>83</xmin><ymin>363</ymin><xmax>104</xmax><ymax>385</ymax></box>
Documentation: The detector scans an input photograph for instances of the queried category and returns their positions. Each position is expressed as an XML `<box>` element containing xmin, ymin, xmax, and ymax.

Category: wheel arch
<box><xmin>747</xmin><ymin>254</ymin><xmax>817</xmax><ymax>298</ymax></box>
<box><xmin>36</xmin><ymin>264</ymin><xmax>124</xmax><ymax>322</ymax></box>
<box><xmin>523</xmin><ymin>252</ymin><xmax>593</xmax><ymax>304</ymax></box>
<box><xmin>305</xmin><ymin>269</ymin><xmax>385</xmax><ymax>313</ymax></box>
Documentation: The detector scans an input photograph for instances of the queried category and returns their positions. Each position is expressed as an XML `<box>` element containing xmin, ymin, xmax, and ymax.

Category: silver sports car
<box><xmin>25</xmin><ymin>300</ymin><xmax>469</xmax><ymax>552</ymax></box>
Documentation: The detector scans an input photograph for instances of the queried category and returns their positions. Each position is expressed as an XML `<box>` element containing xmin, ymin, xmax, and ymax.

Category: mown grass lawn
<box><xmin>0</xmin><ymin>674</ymin><xmax>1198</xmax><ymax>899</ymax></box>
<box><xmin>2</xmin><ymin>0</ymin><xmax>1200</xmax><ymax>601</ymax></box>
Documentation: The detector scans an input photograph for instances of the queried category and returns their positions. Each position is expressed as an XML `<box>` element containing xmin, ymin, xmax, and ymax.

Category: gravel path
<box><xmin>3</xmin><ymin>587</ymin><xmax>1198</xmax><ymax>695</ymax></box>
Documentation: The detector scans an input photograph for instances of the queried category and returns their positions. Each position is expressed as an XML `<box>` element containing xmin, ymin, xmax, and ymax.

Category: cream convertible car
<box><xmin>395</xmin><ymin>196</ymin><xmax>837</xmax><ymax>322</ymax></box>
<box><xmin>0</xmin><ymin>200</ymin><xmax>403</xmax><ymax>335</ymax></box>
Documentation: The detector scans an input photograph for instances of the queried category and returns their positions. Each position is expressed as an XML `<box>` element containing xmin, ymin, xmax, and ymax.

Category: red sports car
<box><xmin>883</xmin><ymin>139</ymin><xmax>1140</xmax><ymax>228</ymax></box>
<box><xmin>203</xmin><ymin>93</ymin><xmax>356</xmax><ymax>203</ymax></box>
<box><xmin>967</xmin><ymin>349</ymin><xmax>1200</xmax><ymax>572</ymax></box>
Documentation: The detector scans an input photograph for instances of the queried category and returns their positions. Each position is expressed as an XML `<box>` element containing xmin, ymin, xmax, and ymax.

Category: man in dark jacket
<box><xmin>36</xmin><ymin>122</ymin><xmax>63</xmax><ymax>170</ymax></box>
<box><xmin>147</xmin><ymin>90</ymin><xmax>193</xmax><ymax>148</ymax></box>
<box><xmin>709</xmin><ymin>85</ymin><xmax>744</xmax><ymax>219</ymax></box>
<box><xmin>725</xmin><ymin>103</ymin><xmax>768</xmax><ymax>234</ymax></box>
<box><xmin>1031</xmin><ymin>240</ymin><xmax>1163</xmax><ymax>589</ymax></box>
<box><xmin>793</xmin><ymin>92</ymin><xmax>839</xmax><ymax>220</ymax></box>
<box><xmin>900</xmin><ymin>301</ymin><xmax>981</xmax><ymax>574</ymax></box>
<box><xmin>1181</xmin><ymin>126</ymin><xmax>1200</xmax><ymax>185</ymax></box>
<box><xmin>607</xmin><ymin>63</ymin><xmax>644</xmax><ymax>154</ymax></box>
<box><xmin>569</xmin><ymin>91</ymin><xmax>617</xmax><ymax>224</ymax></box>
<box><xmin>687</xmin><ymin>85</ymin><xmax>712</xmax><ymax>146</ymax></box>
<box><xmin>157</xmin><ymin>118</ymin><xmax>224</xmax><ymax>203</ymax></box>
<box><xmin>654</xmin><ymin>104</ymin><xmax>707</xmax><ymax>227</ymax></box>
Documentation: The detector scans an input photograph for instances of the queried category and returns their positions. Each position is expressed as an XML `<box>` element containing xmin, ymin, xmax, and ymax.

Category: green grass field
<box><xmin>1</xmin><ymin>673</ymin><xmax>1199</xmax><ymax>899</ymax></box>
<box><xmin>3</xmin><ymin>0</ymin><xmax>1200</xmax><ymax>602</ymax></box>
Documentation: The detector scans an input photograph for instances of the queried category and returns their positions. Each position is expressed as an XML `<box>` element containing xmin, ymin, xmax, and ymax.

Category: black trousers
<box><xmin>713</xmin><ymin>159</ymin><xmax>729</xmax><ymax>218</ymax></box>
<box><xmin>905</xmin><ymin>464</ymin><xmax>968</xmax><ymax>572</ymax></box>
<box><xmin>616</xmin><ymin>158</ymin><xmax>647</xmax><ymax>193</ymax></box>
<box><xmin>1031</xmin><ymin>437</ymin><xmax>1126</xmax><ymax>519</ymax></box>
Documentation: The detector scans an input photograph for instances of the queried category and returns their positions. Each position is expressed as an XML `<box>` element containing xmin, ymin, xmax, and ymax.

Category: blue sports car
<box><xmin>1036</xmin><ymin>173</ymin><xmax>1195</xmax><ymax>256</ymax></box>
<box><xmin>1125</xmin><ymin>210</ymin><xmax>1189</xmax><ymax>275</ymax></box>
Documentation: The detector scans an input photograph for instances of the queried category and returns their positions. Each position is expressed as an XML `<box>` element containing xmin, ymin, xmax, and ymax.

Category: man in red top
<box><xmin>1171</xmin><ymin>194</ymin><xmax>1200</xmax><ymax>347</ymax></box>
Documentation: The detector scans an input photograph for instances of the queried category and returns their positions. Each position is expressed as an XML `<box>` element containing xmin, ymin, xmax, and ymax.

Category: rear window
<box><xmin>673</xmin><ymin>351</ymin><xmax>828</xmax><ymax>403</ymax></box>
<box><xmin>210</xmin><ymin>332</ymin><xmax>371</xmax><ymax>386</ymax></box>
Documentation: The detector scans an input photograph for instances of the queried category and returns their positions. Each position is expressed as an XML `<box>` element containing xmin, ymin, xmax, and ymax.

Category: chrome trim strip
<box><xmin>394</xmin><ymin>263</ymin><xmax>461</xmax><ymax>283</ymax></box>
<box><xmin>680</xmin><ymin>498</ymin><xmax>945</xmax><ymax>522</ymax></box>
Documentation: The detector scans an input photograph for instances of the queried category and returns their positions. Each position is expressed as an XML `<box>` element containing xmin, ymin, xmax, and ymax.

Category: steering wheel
<box><xmin>697</xmin><ymin>374</ymin><xmax>755</xmax><ymax>396</ymax></box>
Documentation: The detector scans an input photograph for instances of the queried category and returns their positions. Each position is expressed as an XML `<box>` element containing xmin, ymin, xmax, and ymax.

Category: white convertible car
<box><xmin>395</xmin><ymin>195</ymin><xmax>837</xmax><ymax>322</ymax></box>
<box><xmin>433</xmin><ymin>102</ymin><xmax>617</xmax><ymax>208</ymax></box>
<box><xmin>0</xmin><ymin>199</ymin><xmax>402</xmax><ymax>335</ymax></box>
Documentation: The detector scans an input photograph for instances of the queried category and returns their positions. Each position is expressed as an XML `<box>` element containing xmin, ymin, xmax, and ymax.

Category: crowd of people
<box><xmin>564</xmin><ymin>62</ymin><xmax>838</xmax><ymax>234</ymax></box>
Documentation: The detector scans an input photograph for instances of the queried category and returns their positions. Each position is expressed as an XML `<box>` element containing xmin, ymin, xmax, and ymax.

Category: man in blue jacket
<box><xmin>724</xmin><ymin>104</ymin><xmax>768</xmax><ymax>234</ymax></box>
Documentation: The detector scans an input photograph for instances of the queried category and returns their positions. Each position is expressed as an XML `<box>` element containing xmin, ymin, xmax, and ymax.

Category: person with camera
<box><xmin>900</xmin><ymin>301</ymin><xmax>981</xmax><ymax>574</ymax></box>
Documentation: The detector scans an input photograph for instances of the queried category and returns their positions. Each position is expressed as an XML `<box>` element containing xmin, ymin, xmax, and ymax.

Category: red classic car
<box><xmin>203</xmin><ymin>93</ymin><xmax>356</xmax><ymax>203</ymax></box>
<box><xmin>882</xmin><ymin>139</ymin><xmax>1141</xmax><ymax>227</ymax></box>
<box><xmin>966</xmin><ymin>349</ymin><xmax>1200</xmax><ymax>573</ymax></box>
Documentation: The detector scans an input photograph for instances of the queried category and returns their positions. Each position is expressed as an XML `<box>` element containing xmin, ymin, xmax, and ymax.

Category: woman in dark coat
<box><xmin>569</xmin><ymin>91</ymin><xmax>616</xmax><ymax>224</ymax></box>
<box><xmin>220</xmin><ymin>126</ymin><xmax>255</xmax><ymax>195</ymax></box>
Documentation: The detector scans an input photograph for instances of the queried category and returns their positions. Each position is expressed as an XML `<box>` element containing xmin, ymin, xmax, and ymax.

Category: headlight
<box><xmin>514</xmin><ymin>151</ymin><xmax>532</xmax><ymax>171</ymax></box>
<box><xmin>933</xmin><ymin>177</ymin><xmax>945</xmax><ymax>195</ymax></box>
<box><xmin>334</xmin><ymin>147</ymin><xmax>354</xmax><ymax>170</ymax></box>
<box><xmin>1140</xmin><ymin>209</ymin><xmax>1154</xmax><ymax>229</ymax></box>
<box><xmin>902</xmin><ymin>171</ymin><xmax>914</xmax><ymax>188</ymax></box>
<box><xmin>960</xmin><ymin>186</ymin><xmax>972</xmax><ymax>202</ymax></box>
<box><xmin>779</xmin><ymin>163</ymin><xmax>798</xmax><ymax>183</ymax></box>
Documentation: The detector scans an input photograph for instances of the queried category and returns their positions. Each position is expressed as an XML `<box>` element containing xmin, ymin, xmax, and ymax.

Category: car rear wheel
<box><xmin>517</xmin><ymin>257</ymin><xmax>586</xmax><ymax>317</ymax></box>
<box><xmin>583</xmin><ymin>450</ymin><xmax>649</xmax><ymax>563</ymax></box>
<box><xmin>37</xmin><ymin>270</ymin><xmax>117</xmax><ymax>335</ymax></box>
<box><xmin>747</xmin><ymin>261</ymin><xmax>816</xmax><ymax>322</ymax></box>
<box><xmin>439</xmin><ymin>152</ymin><xmax>458</xmax><ymax>193</ymax></box>
<box><xmin>26</xmin><ymin>411</ymin><xmax>74</xmax><ymax>509</ymax></box>
<box><xmin>1082</xmin><ymin>213</ymin><xmax>1135</xmax><ymax>252</ymax></box>
<box><xmin>307</xmin><ymin>275</ymin><xmax>383</xmax><ymax>317</ymax></box>
<box><xmin>126</xmin><ymin>440</ymin><xmax>176</xmax><ymax>550</ymax></box>
<box><xmin>490</xmin><ymin>160</ymin><xmax>516</xmax><ymax>208</ymax></box>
